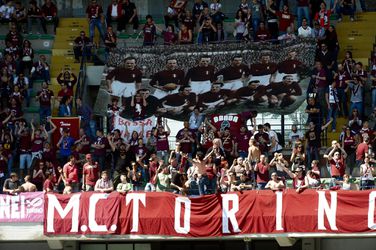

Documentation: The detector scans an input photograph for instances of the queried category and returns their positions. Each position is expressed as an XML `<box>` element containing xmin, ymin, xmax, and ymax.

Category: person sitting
<box><xmin>94</xmin><ymin>170</ymin><xmax>114</xmax><ymax>193</ymax></box>
<box><xmin>265</xmin><ymin>172</ymin><xmax>285</xmax><ymax>191</ymax></box>
<box><xmin>73</xmin><ymin>31</ymin><xmax>92</xmax><ymax>63</ymax></box>
<box><xmin>116</xmin><ymin>174</ymin><xmax>133</xmax><ymax>194</ymax></box>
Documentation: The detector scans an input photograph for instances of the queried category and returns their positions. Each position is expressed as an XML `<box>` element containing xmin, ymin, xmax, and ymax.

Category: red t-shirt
<box><xmin>276</xmin><ymin>11</ymin><xmax>294</xmax><ymax>32</ymax></box>
<box><xmin>256</xmin><ymin>163</ymin><xmax>269</xmax><ymax>183</ymax></box>
<box><xmin>83</xmin><ymin>162</ymin><xmax>99</xmax><ymax>186</ymax></box>
<box><xmin>43</xmin><ymin>179</ymin><xmax>54</xmax><ymax>192</ymax></box>
<box><xmin>63</xmin><ymin>162</ymin><xmax>79</xmax><ymax>184</ymax></box>
<box><xmin>330</xmin><ymin>158</ymin><xmax>345</xmax><ymax>177</ymax></box>
<box><xmin>356</xmin><ymin>142</ymin><xmax>369</xmax><ymax>161</ymax></box>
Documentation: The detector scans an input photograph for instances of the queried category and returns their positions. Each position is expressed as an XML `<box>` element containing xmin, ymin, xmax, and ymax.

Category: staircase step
<box><xmin>53</xmin><ymin>41</ymin><xmax>75</xmax><ymax>49</ymax></box>
<box><xmin>52</xmin><ymin>48</ymin><xmax>74</xmax><ymax>56</ymax></box>
<box><xmin>24</xmin><ymin>106</ymin><xmax>40</xmax><ymax>113</ymax></box>
<box><xmin>51</xmin><ymin>55</ymin><xmax>76</xmax><ymax>64</ymax></box>
<box><xmin>54</xmin><ymin>34</ymin><xmax>78</xmax><ymax>43</ymax></box>
<box><xmin>60</xmin><ymin>18</ymin><xmax>90</xmax><ymax>27</ymax></box>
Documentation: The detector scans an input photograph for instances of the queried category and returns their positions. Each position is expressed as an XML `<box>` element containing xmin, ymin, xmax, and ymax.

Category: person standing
<box><xmin>82</xmin><ymin>154</ymin><xmax>99</xmax><ymax>191</ymax></box>
<box><xmin>86</xmin><ymin>0</ymin><xmax>105</xmax><ymax>42</ymax></box>
<box><xmin>36</xmin><ymin>81</ymin><xmax>54</xmax><ymax>124</ymax></box>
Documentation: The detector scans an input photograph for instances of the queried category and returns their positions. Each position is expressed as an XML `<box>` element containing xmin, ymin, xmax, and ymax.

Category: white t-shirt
<box><xmin>289</xmin><ymin>131</ymin><xmax>303</xmax><ymax>147</ymax></box>
<box><xmin>269</xmin><ymin>130</ymin><xmax>282</xmax><ymax>152</ymax></box>
<box><xmin>360</xmin><ymin>164</ymin><xmax>374</xmax><ymax>181</ymax></box>
<box><xmin>298</xmin><ymin>26</ymin><xmax>313</xmax><ymax>38</ymax></box>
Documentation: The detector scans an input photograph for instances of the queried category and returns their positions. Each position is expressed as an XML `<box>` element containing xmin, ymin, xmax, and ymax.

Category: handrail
<box><xmin>75</xmin><ymin>44</ymin><xmax>88</xmax><ymax>101</ymax></box>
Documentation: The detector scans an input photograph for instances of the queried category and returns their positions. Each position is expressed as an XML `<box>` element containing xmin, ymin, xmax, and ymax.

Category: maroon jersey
<box><xmin>93</xmin><ymin>136</ymin><xmax>108</xmax><ymax>156</ymax></box>
<box><xmin>176</xmin><ymin>128</ymin><xmax>196</xmax><ymax>154</ymax></box>
<box><xmin>31</xmin><ymin>137</ymin><xmax>45</xmax><ymax>153</ymax></box>
<box><xmin>150</xmin><ymin>69</ymin><xmax>185</xmax><ymax>87</ymax></box>
<box><xmin>86</xmin><ymin>4</ymin><xmax>103</xmax><ymax>19</ymax></box>
<box><xmin>250</xmin><ymin>62</ymin><xmax>278</xmax><ymax>76</ymax></box>
<box><xmin>334</xmin><ymin>70</ymin><xmax>350</xmax><ymax>89</ymax></box>
<box><xmin>185</xmin><ymin>65</ymin><xmax>216</xmax><ymax>83</ymax></box>
<box><xmin>278</xmin><ymin>59</ymin><xmax>303</xmax><ymax>74</ymax></box>
<box><xmin>106</xmin><ymin>67</ymin><xmax>142</xmax><ymax>83</ymax></box>
<box><xmin>221</xmin><ymin>134</ymin><xmax>235</xmax><ymax>153</ymax></box>
<box><xmin>37</xmin><ymin>89</ymin><xmax>54</xmax><ymax>107</ymax></box>
<box><xmin>198</xmin><ymin>89</ymin><xmax>232</xmax><ymax>106</ymax></box>
<box><xmin>237</xmin><ymin>131</ymin><xmax>252</xmax><ymax>152</ymax></box>
<box><xmin>156</xmin><ymin>131</ymin><xmax>170</xmax><ymax>151</ymax></box>
<box><xmin>160</xmin><ymin>93</ymin><xmax>196</xmax><ymax>107</ymax></box>
<box><xmin>215</xmin><ymin>64</ymin><xmax>250</xmax><ymax>81</ymax></box>
<box><xmin>143</xmin><ymin>23</ymin><xmax>156</xmax><ymax>44</ymax></box>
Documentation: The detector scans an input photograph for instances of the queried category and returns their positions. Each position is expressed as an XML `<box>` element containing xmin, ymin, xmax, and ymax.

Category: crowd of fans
<box><xmin>0</xmin><ymin>0</ymin><xmax>375</xmax><ymax>196</ymax></box>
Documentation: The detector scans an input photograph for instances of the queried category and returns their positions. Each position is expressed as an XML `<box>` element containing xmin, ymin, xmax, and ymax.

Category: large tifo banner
<box><xmin>108</xmin><ymin>40</ymin><xmax>315</xmax><ymax>120</ymax></box>
<box><xmin>45</xmin><ymin>190</ymin><xmax>376</xmax><ymax>236</ymax></box>
<box><xmin>0</xmin><ymin>192</ymin><xmax>44</xmax><ymax>223</ymax></box>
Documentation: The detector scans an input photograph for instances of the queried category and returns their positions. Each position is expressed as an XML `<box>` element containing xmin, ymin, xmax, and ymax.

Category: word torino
<box><xmin>44</xmin><ymin>190</ymin><xmax>376</xmax><ymax>236</ymax></box>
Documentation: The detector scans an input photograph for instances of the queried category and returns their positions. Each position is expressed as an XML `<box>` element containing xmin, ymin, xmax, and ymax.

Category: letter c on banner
<box><xmin>221</xmin><ymin>194</ymin><xmax>241</xmax><ymax>234</ymax></box>
<box><xmin>174</xmin><ymin>197</ymin><xmax>191</xmax><ymax>234</ymax></box>
<box><xmin>368</xmin><ymin>191</ymin><xmax>376</xmax><ymax>229</ymax></box>
<box><xmin>89</xmin><ymin>193</ymin><xmax>109</xmax><ymax>232</ymax></box>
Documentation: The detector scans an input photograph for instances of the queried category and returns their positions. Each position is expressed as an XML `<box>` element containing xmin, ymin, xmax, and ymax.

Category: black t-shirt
<box><xmin>306</xmin><ymin>103</ymin><xmax>321</xmax><ymax>124</ymax></box>
<box><xmin>305</xmin><ymin>129</ymin><xmax>321</xmax><ymax>148</ymax></box>
<box><xmin>171</xmin><ymin>172</ymin><xmax>183</xmax><ymax>190</ymax></box>
<box><xmin>113</xmin><ymin>150</ymin><xmax>134</xmax><ymax>172</ymax></box>
<box><xmin>123</xmin><ymin>2</ymin><xmax>136</xmax><ymax>17</ymax></box>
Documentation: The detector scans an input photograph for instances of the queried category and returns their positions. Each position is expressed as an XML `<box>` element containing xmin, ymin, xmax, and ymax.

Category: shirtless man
<box><xmin>265</xmin><ymin>172</ymin><xmax>285</xmax><ymax>190</ymax></box>
<box><xmin>192</xmin><ymin>151</ymin><xmax>213</xmax><ymax>196</ymax></box>
<box><xmin>21</xmin><ymin>175</ymin><xmax>37</xmax><ymax>192</ymax></box>
<box><xmin>106</xmin><ymin>57</ymin><xmax>143</xmax><ymax>97</ymax></box>
<box><xmin>247</xmin><ymin>138</ymin><xmax>261</xmax><ymax>167</ymax></box>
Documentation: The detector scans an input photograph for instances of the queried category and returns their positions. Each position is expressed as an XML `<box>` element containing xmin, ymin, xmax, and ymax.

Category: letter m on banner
<box><xmin>45</xmin><ymin>194</ymin><xmax>81</xmax><ymax>233</ymax></box>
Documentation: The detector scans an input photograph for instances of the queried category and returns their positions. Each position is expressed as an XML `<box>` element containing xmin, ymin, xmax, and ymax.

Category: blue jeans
<box><xmin>7</xmin><ymin>153</ymin><xmax>14</xmax><ymax>177</ymax></box>
<box><xmin>372</xmin><ymin>88</ymin><xmax>376</xmax><ymax>110</ymax></box>
<box><xmin>32</xmin><ymin>69</ymin><xmax>50</xmax><ymax>84</ymax></box>
<box><xmin>93</xmin><ymin>155</ymin><xmax>106</xmax><ymax>172</ymax></box>
<box><xmin>306</xmin><ymin>145</ymin><xmax>319</xmax><ymax>167</ymax></box>
<box><xmin>328</xmin><ymin>104</ymin><xmax>338</xmax><ymax>131</ymax></box>
<box><xmin>257</xmin><ymin>182</ymin><xmax>267</xmax><ymax>190</ymax></box>
<box><xmin>89</xmin><ymin>18</ymin><xmax>105</xmax><ymax>42</ymax></box>
<box><xmin>337</xmin><ymin>88</ymin><xmax>348</xmax><ymax>116</ymax></box>
<box><xmin>339</xmin><ymin>5</ymin><xmax>355</xmax><ymax>19</ymax></box>
<box><xmin>297</xmin><ymin>6</ymin><xmax>310</xmax><ymax>27</ymax></box>
<box><xmin>275</xmin><ymin>0</ymin><xmax>288</xmax><ymax>10</ymax></box>
<box><xmin>252</xmin><ymin>18</ymin><xmax>260</xmax><ymax>38</ymax></box>
<box><xmin>350</xmin><ymin>102</ymin><xmax>363</xmax><ymax>118</ymax></box>
<box><xmin>40</xmin><ymin>106</ymin><xmax>51</xmax><ymax>124</ymax></box>
<box><xmin>198</xmin><ymin>175</ymin><xmax>209</xmax><ymax>196</ymax></box>
<box><xmin>19</xmin><ymin>153</ymin><xmax>32</xmax><ymax>170</ymax></box>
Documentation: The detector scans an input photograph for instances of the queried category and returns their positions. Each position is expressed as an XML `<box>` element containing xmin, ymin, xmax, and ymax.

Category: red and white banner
<box><xmin>211</xmin><ymin>114</ymin><xmax>243</xmax><ymax>136</ymax></box>
<box><xmin>44</xmin><ymin>190</ymin><xmax>376</xmax><ymax>236</ymax></box>
<box><xmin>51</xmin><ymin>117</ymin><xmax>80</xmax><ymax>146</ymax></box>
<box><xmin>113</xmin><ymin>115</ymin><xmax>155</xmax><ymax>139</ymax></box>
<box><xmin>0</xmin><ymin>192</ymin><xmax>44</xmax><ymax>223</ymax></box>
